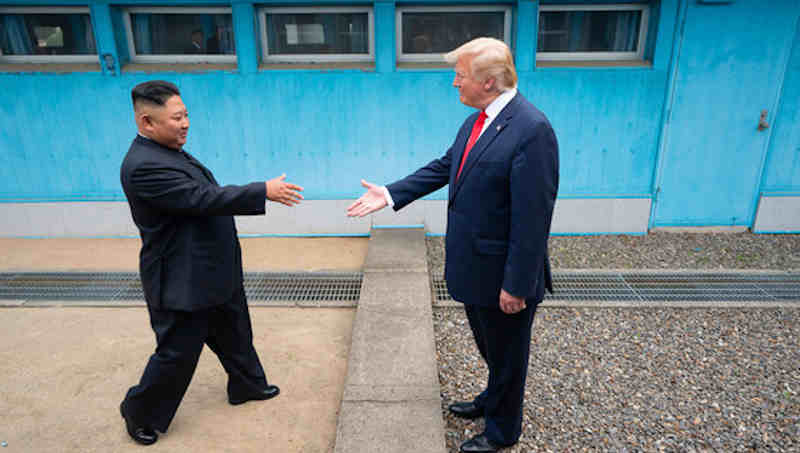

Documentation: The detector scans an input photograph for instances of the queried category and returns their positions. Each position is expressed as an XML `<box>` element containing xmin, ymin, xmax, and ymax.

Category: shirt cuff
<box><xmin>381</xmin><ymin>186</ymin><xmax>395</xmax><ymax>208</ymax></box>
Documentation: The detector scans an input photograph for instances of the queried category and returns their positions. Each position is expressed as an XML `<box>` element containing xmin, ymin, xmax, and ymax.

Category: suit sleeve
<box><xmin>129</xmin><ymin>162</ymin><xmax>266</xmax><ymax>217</ymax></box>
<box><xmin>386</xmin><ymin>150</ymin><xmax>452</xmax><ymax>211</ymax></box>
<box><xmin>385</xmin><ymin>118</ymin><xmax>472</xmax><ymax>210</ymax></box>
<box><xmin>503</xmin><ymin>122</ymin><xmax>559</xmax><ymax>298</ymax></box>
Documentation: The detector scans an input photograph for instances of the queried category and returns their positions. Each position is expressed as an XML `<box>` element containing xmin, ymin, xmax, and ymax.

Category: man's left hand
<box><xmin>499</xmin><ymin>289</ymin><xmax>526</xmax><ymax>314</ymax></box>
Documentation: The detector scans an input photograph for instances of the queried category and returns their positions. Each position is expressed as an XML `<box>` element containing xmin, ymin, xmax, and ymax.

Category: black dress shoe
<box><xmin>120</xmin><ymin>401</ymin><xmax>158</xmax><ymax>446</ymax></box>
<box><xmin>448</xmin><ymin>401</ymin><xmax>483</xmax><ymax>419</ymax></box>
<box><xmin>460</xmin><ymin>434</ymin><xmax>500</xmax><ymax>453</ymax></box>
<box><xmin>229</xmin><ymin>384</ymin><xmax>280</xmax><ymax>405</ymax></box>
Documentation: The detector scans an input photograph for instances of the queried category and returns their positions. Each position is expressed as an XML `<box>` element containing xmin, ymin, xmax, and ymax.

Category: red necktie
<box><xmin>456</xmin><ymin>110</ymin><xmax>488</xmax><ymax>180</ymax></box>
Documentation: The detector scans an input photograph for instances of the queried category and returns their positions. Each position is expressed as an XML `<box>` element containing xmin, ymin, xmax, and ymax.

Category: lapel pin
<box><xmin>496</xmin><ymin>125</ymin><xmax>502</xmax><ymax>131</ymax></box>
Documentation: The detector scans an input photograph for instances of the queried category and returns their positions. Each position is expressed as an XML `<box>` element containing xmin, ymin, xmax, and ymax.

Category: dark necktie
<box><xmin>456</xmin><ymin>110</ymin><xmax>488</xmax><ymax>180</ymax></box>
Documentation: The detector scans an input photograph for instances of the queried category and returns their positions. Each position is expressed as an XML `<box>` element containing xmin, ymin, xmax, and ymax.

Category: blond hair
<box><xmin>444</xmin><ymin>37</ymin><xmax>517</xmax><ymax>92</ymax></box>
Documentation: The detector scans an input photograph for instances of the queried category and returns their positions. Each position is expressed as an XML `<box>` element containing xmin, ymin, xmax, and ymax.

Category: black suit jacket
<box><xmin>120</xmin><ymin>135</ymin><xmax>266</xmax><ymax>311</ymax></box>
<box><xmin>388</xmin><ymin>92</ymin><xmax>559</xmax><ymax>306</ymax></box>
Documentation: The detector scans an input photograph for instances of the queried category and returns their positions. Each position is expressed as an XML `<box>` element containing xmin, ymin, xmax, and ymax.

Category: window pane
<box><xmin>402</xmin><ymin>12</ymin><xmax>505</xmax><ymax>54</ymax></box>
<box><xmin>538</xmin><ymin>10</ymin><xmax>641</xmax><ymax>52</ymax></box>
<box><xmin>0</xmin><ymin>13</ymin><xmax>96</xmax><ymax>55</ymax></box>
<box><xmin>266</xmin><ymin>13</ymin><xmax>368</xmax><ymax>55</ymax></box>
<box><xmin>130</xmin><ymin>13</ymin><xmax>235</xmax><ymax>55</ymax></box>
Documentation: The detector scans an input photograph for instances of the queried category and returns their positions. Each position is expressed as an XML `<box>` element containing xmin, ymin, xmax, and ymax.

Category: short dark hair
<box><xmin>131</xmin><ymin>80</ymin><xmax>180</xmax><ymax>109</ymax></box>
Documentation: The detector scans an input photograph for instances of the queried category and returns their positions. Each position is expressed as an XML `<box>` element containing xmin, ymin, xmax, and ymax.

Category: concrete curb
<box><xmin>334</xmin><ymin>228</ymin><xmax>447</xmax><ymax>453</ymax></box>
<box><xmin>434</xmin><ymin>300</ymin><xmax>800</xmax><ymax>309</ymax></box>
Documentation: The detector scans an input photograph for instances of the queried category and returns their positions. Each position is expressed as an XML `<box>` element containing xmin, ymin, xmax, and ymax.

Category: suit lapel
<box><xmin>136</xmin><ymin>136</ymin><xmax>218</xmax><ymax>186</ymax></box>
<box><xmin>449</xmin><ymin>93</ymin><xmax>522</xmax><ymax>203</ymax></box>
<box><xmin>183</xmin><ymin>152</ymin><xmax>218</xmax><ymax>185</ymax></box>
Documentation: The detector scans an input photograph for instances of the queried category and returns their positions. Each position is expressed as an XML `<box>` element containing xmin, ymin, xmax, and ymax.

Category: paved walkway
<box><xmin>335</xmin><ymin>228</ymin><xmax>446</xmax><ymax>453</ymax></box>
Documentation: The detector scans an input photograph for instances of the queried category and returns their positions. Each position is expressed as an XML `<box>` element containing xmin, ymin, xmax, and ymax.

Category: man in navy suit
<box><xmin>347</xmin><ymin>37</ymin><xmax>559</xmax><ymax>452</ymax></box>
<box><xmin>119</xmin><ymin>80</ymin><xmax>304</xmax><ymax>445</ymax></box>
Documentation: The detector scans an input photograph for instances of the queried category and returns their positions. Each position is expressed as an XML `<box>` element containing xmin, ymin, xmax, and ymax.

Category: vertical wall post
<box><xmin>232</xmin><ymin>2</ymin><xmax>258</xmax><ymax>74</ymax></box>
<box><xmin>515</xmin><ymin>0</ymin><xmax>537</xmax><ymax>73</ymax></box>
<box><xmin>374</xmin><ymin>0</ymin><xmax>395</xmax><ymax>73</ymax></box>
<box><xmin>648</xmin><ymin>0</ymin><xmax>688</xmax><ymax>229</ymax></box>
<box><xmin>90</xmin><ymin>3</ymin><xmax>120</xmax><ymax>76</ymax></box>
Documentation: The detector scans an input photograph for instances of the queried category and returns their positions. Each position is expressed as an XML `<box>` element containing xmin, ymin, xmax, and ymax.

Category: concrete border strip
<box><xmin>435</xmin><ymin>300</ymin><xmax>800</xmax><ymax>309</ymax></box>
<box><xmin>334</xmin><ymin>228</ymin><xmax>446</xmax><ymax>453</ymax></box>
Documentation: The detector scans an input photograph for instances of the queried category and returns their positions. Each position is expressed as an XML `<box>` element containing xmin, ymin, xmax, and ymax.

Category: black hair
<box><xmin>131</xmin><ymin>80</ymin><xmax>180</xmax><ymax>108</ymax></box>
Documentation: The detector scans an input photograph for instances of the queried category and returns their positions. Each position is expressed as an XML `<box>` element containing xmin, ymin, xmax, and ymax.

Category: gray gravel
<box><xmin>429</xmin><ymin>234</ymin><xmax>800</xmax><ymax>452</ymax></box>
<box><xmin>426</xmin><ymin>233</ymin><xmax>800</xmax><ymax>274</ymax></box>
<box><xmin>436</xmin><ymin>308</ymin><xmax>799</xmax><ymax>453</ymax></box>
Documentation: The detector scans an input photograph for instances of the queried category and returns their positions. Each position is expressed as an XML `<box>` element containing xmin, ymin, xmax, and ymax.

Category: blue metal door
<box><xmin>653</xmin><ymin>0</ymin><xmax>798</xmax><ymax>227</ymax></box>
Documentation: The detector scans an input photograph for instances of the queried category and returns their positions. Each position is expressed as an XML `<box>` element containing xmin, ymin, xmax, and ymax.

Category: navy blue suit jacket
<box><xmin>120</xmin><ymin>136</ymin><xmax>266</xmax><ymax>312</ymax></box>
<box><xmin>388</xmin><ymin>92</ymin><xmax>559</xmax><ymax>306</ymax></box>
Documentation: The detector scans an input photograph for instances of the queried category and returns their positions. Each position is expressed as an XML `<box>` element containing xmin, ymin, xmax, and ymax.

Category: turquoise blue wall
<box><xmin>1</xmin><ymin>0</ymin><xmax>798</xmax><ymax>230</ymax></box>
<box><xmin>0</xmin><ymin>0</ymin><xmax>677</xmax><ymax>203</ymax></box>
<box><xmin>762</xmin><ymin>16</ymin><xmax>800</xmax><ymax>197</ymax></box>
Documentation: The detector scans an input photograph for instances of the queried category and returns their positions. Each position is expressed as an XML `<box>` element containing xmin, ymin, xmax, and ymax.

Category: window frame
<box><xmin>537</xmin><ymin>3</ymin><xmax>650</xmax><ymax>62</ymax></box>
<box><xmin>0</xmin><ymin>6</ymin><xmax>97</xmax><ymax>64</ymax></box>
<box><xmin>122</xmin><ymin>6</ymin><xmax>237</xmax><ymax>64</ymax></box>
<box><xmin>395</xmin><ymin>5</ymin><xmax>513</xmax><ymax>63</ymax></box>
<box><xmin>258</xmin><ymin>6</ymin><xmax>375</xmax><ymax>64</ymax></box>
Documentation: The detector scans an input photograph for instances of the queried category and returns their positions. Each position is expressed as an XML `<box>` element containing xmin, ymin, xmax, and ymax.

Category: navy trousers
<box><xmin>123</xmin><ymin>286</ymin><xmax>268</xmax><ymax>432</ymax></box>
<box><xmin>464</xmin><ymin>301</ymin><xmax>538</xmax><ymax>446</ymax></box>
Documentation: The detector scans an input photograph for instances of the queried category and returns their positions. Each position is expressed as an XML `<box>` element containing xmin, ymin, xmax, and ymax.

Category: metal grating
<box><xmin>432</xmin><ymin>271</ymin><xmax>800</xmax><ymax>303</ymax></box>
<box><xmin>0</xmin><ymin>272</ymin><xmax>362</xmax><ymax>304</ymax></box>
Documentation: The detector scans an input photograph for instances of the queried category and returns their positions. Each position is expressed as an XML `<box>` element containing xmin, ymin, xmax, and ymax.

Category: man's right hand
<box><xmin>346</xmin><ymin>180</ymin><xmax>388</xmax><ymax>217</ymax></box>
<box><xmin>266</xmin><ymin>174</ymin><xmax>304</xmax><ymax>206</ymax></box>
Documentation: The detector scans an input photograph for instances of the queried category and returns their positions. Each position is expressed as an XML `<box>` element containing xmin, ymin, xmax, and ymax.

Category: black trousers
<box><xmin>464</xmin><ymin>301</ymin><xmax>538</xmax><ymax>446</ymax></box>
<box><xmin>123</xmin><ymin>286</ymin><xmax>268</xmax><ymax>432</ymax></box>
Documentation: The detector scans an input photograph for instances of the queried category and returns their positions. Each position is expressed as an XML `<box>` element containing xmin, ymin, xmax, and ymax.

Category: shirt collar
<box><xmin>484</xmin><ymin>88</ymin><xmax>517</xmax><ymax>122</ymax></box>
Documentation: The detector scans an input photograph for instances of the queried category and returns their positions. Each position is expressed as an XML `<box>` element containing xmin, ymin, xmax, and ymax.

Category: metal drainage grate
<box><xmin>0</xmin><ymin>272</ymin><xmax>363</xmax><ymax>305</ymax></box>
<box><xmin>432</xmin><ymin>271</ymin><xmax>800</xmax><ymax>304</ymax></box>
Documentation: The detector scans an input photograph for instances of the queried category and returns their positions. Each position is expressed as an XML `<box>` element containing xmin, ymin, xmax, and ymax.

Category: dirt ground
<box><xmin>0</xmin><ymin>307</ymin><xmax>354</xmax><ymax>453</ymax></box>
<box><xmin>0</xmin><ymin>237</ymin><xmax>368</xmax><ymax>452</ymax></box>
<box><xmin>0</xmin><ymin>237</ymin><xmax>369</xmax><ymax>272</ymax></box>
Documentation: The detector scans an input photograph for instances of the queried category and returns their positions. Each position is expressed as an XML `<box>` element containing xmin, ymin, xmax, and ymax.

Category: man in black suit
<box><xmin>348</xmin><ymin>37</ymin><xmax>558</xmax><ymax>452</ymax></box>
<box><xmin>119</xmin><ymin>80</ymin><xmax>304</xmax><ymax>445</ymax></box>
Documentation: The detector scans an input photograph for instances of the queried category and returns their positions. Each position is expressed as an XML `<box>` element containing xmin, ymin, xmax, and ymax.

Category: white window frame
<box><xmin>537</xmin><ymin>3</ymin><xmax>650</xmax><ymax>62</ymax></box>
<box><xmin>123</xmin><ymin>6</ymin><xmax>237</xmax><ymax>64</ymax></box>
<box><xmin>0</xmin><ymin>6</ymin><xmax>97</xmax><ymax>63</ymax></box>
<box><xmin>396</xmin><ymin>5</ymin><xmax>512</xmax><ymax>63</ymax></box>
<box><xmin>258</xmin><ymin>6</ymin><xmax>374</xmax><ymax>64</ymax></box>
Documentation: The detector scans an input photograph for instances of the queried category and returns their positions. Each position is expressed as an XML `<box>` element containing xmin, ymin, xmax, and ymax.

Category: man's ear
<box><xmin>483</xmin><ymin>77</ymin><xmax>497</xmax><ymax>92</ymax></box>
<box><xmin>138</xmin><ymin>112</ymin><xmax>154</xmax><ymax>131</ymax></box>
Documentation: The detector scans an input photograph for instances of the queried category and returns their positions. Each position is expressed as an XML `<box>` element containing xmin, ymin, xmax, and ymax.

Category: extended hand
<box><xmin>266</xmin><ymin>174</ymin><xmax>304</xmax><ymax>206</ymax></box>
<box><xmin>499</xmin><ymin>289</ymin><xmax>526</xmax><ymax>314</ymax></box>
<box><xmin>346</xmin><ymin>179</ymin><xmax>388</xmax><ymax>217</ymax></box>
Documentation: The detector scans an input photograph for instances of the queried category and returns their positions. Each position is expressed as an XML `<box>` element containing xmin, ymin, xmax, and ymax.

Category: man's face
<box><xmin>143</xmin><ymin>95</ymin><xmax>189</xmax><ymax>150</ymax></box>
<box><xmin>453</xmin><ymin>54</ymin><xmax>492</xmax><ymax>110</ymax></box>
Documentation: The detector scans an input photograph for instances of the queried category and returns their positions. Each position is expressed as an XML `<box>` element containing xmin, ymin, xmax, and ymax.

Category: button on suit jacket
<box><xmin>120</xmin><ymin>135</ymin><xmax>266</xmax><ymax>311</ymax></box>
<box><xmin>387</xmin><ymin>93</ymin><xmax>559</xmax><ymax>306</ymax></box>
